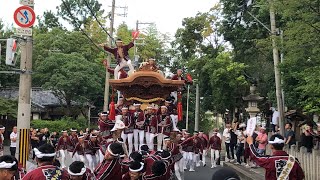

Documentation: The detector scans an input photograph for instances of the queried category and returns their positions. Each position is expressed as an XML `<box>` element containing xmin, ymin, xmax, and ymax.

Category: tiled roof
<box><xmin>0</xmin><ymin>87</ymin><xmax>73</xmax><ymax>107</ymax></box>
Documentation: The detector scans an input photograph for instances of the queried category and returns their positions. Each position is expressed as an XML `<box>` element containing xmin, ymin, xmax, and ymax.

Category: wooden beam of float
<box><xmin>109</xmin><ymin>71</ymin><xmax>184</xmax><ymax>103</ymax></box>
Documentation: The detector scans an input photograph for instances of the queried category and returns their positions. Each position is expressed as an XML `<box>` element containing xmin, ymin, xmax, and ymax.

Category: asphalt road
<box><xmin>184</xmin><ymin>163</ymin><xmax>215</xmax><ymax>180</ymax></box>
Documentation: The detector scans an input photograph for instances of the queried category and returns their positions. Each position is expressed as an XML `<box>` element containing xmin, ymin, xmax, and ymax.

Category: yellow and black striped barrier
<box><xmin>19</xmin><ymin>129</ymin><xmax>30</xmax><ymax>168</ymax></box>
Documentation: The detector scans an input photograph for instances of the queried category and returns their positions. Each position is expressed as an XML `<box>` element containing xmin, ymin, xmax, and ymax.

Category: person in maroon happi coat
<box><xmin>23</xmin><ymin>144</ymin><xmax>69</xmax><ymax>180</ymax></box>
<box><xmin>56</xmin><ymin>130</ymin><xmax>71</xmax><ymax>168</ymax></box>
<box><xmin>247</xmin><ymin>134</ymin><xmax>304</xmax><ymax>180</ymax></box>
<box><xmin>101</xmin><ymin>38</ymin><xmax>135</xmax><ymax>79</ymax></box>
<box><xmin>68</xmin><ymin>161</ymin><xmax>94</xmax><ymax>180</ymax></box>
<box><xmin>94</xmin><ymin>142</ymin><xmax>124</xmax><ymax>180</ymax></box>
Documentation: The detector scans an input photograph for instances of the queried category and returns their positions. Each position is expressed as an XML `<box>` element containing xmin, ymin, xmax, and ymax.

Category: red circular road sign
<box><xmin>14</xmin><ymin>6</ymin><xmax>36</xmax><ymax>28</ymax></box>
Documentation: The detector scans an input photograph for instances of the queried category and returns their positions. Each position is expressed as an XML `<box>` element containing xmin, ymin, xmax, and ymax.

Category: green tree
<box><xmin>278</xmin><ymin>0</ymin><xmax>320</xmax><ymax>113</ymax></box>
<box><xmin>57</xmin><ymin>0</ymin><xmax>104</xmax><ymax>30</ymax></box>
<box><xmin>0</xmin><ymin>98</ymin><xmax>17</xmax><ymax>119</ymax></box>
<box><xmin>37</xmin><ymin>10</ymin><xmax>62</xmax><ymax>33</ymax></box>
<box><xmin>34</xmin><ymin>52</ymin><xmax>104</xmax><ymax>116</ymax></box>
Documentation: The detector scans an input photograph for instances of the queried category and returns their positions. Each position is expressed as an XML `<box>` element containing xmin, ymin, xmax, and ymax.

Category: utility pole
<box><xmin>185</xmin><ymin>85</ymin><xmax>190</xmax><ymax>131</ymax></box>
<box><xmin>269</xmin><ymin>0</ymin><xmax>285</xmax><ymax>135</ymax></box>
<box><xmin>103</xmin><ymin>0</ymin><xmax>116</xmax><ymax>111</ymax></box>
<box><xmin>16</xmin><ymin>36</ymin><xmax>32</xmax><ymax>168</ymax></box>
<box><xmin>195</xmin><ymin>82</ymin><xmax>200</xmax><ymax>132</ymax></box>
<box><xmin>133</xmin><ymin>20</ymin><xmax>153</xmax><ymax>66</ymax></box>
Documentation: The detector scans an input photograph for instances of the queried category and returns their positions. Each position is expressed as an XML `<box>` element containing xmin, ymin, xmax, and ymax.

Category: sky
<box><xmin>0</xmin><ymin>0</ymin><xmax>218</xmax><ymax>36</ymax></box>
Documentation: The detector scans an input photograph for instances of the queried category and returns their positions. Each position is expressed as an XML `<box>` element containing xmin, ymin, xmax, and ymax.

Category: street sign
<box><xmin>19</xmin><ymin>0</ymin><xmax>34</xmax><ymax>6</ymax></box>
<box><xmin>14</xmin><ymin>6</ymin><xmax>36</xmax><ymax>28</ymax></box>
<box><xmin>16</xmin><ymin>27</ymin><xmax>32</xmax><ymax>36</ymax></box>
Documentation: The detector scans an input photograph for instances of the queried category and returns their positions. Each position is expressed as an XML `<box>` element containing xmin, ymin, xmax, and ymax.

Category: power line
<box><xmin>61</xmin><ymin>0</ymin><xmax>105</xmax><ymax>53</ymax></box>
<box><xmin>82</xmin><ymin>0</ymin><xmax>115</xmax><ymax>44</ymax></box>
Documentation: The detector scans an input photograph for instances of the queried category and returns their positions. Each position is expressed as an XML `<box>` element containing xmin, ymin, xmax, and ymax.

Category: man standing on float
<box><xmin>100</xmin><ymin>38</ymin><xmax>135</xmax><ymax>79</ymax></box>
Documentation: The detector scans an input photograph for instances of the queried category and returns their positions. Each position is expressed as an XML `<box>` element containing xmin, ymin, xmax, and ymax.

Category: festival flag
<box><xmin>132</xmin><ymin>31</ymin><xmax>140</xmax><ymax>40</ymax></box>
<box><xmin>186</xmin><ymin>73</ymin><xmax>193</xmax><ymax>85</ymax></box>
<box><xmin>109</xmin><ymin>101</ymin><xmax>116</xmax><ymax>120</ymax></box>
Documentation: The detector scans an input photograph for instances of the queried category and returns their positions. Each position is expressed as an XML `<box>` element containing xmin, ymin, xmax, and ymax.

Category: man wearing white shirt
<box><xmin>10</xmin><ymin>126</ymin><xmax>17</xmax><ymax>156</ymax></box>
<box><xmin>222</xmin><ymin>123</ymin><xmax>232</xmax><ymax>162</ymax></box>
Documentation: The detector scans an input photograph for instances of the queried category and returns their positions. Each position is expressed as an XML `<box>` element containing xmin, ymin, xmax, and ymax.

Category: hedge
<box><xmin>31</xmin><ymin>119</ymin><xmax>84</xmax><ymax>133</ymax></box>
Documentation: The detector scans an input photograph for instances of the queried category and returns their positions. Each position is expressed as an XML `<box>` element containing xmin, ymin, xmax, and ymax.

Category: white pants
<box><xmin>202</xmin><ymin>149</ymin><xmax>207</xmax><ymax>165</ymax></box>
<box><xmin>184</xmin><ymin>152</ymin><xmax>194</xmax><ymax>170</ymax></box>
<box><xmin>99</xmin><ymin>150</ymin><xmax>104</xmax><ymax>163</ymax></box>
<box><xmin>114</xmin><ymin>59</ymin><xmax>134</xmax><ymax>79</ymax></box>
<box><xmin>157</xmin><ymin>133</ymin><xmax>168</xmax><ymax>151</ymax></box>
<box><xmin>121</xmin><ymin>132</ymin><xmax>134</xmax><ymax>155</ymax></box>
<box><xmin>175</xmin><ymin>158</ymin><xmax>185</xmax><ymax>180</ymax></box>
<box><xmin>95</xmin><ymin>151</ymin><xmax>100</xmax><ymax>164</ymax></box>
<box><xmin>170</xmin><ymin>114</ymin><xmax>180</xmax><ymax>131</ymax></box>
<box><xmin>68</xmin><ymin>151</ymin><xmax>78</xmax><ymax>161</ymax></box>
<box><xmin>85</xmin><ymin>154</ymin><xmax>96</xmax><ymax>172</ymax></box>
<box><xmin>78</xmin><ymin>154</ymin><xmax>86</xmax><ymax>164</ymax></box>
<box><xmin>133</xmin><ymin>129</ymin><xmax>145</xmax><ymax>151</ymax></box>
<box><xmin>145</xmin><ymin>132</ymin><xmax>155</xmax><ymax>150</ymax></box>
<box><xmin>59</xmin><ymin>150</ymin><xmax>67</xmax><ymax>168</ymax></box>
<box><xmin>211</xmin><ymin>149</ymin><xmax>220</xmax><ymax>166</ymax></box>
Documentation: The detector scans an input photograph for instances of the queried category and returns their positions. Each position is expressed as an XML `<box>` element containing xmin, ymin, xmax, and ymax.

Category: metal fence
<box><xmin>285</xmin><ymin>146</ymin><xmax>320</xmax><ymax>180</ymax></box>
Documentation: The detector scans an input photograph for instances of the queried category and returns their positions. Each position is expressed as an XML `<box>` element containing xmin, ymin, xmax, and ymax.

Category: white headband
<box><xmin>129</xmin><ymin>162</ymin><xmax>144</xmax><ymax>172</ymax></box>
<box><xmin>162</xmin><ymin>152</ymin><xmax>172</xmax><ymax>160</ymax></box>
<box><xmin>269</xmin><ymin>137</ymin><xmax>285</xmax><ymax>144</ymax></box>
<box><xmin>0</xmin><ymin>161</ymin><xmax>16</xmax><ymax>169</ymax></box>
<box><xmin>34</xmin><ymin>148</ymin><xmax>56</xmax><ymax>158</ymax></box>
<box><xmin>0</xmin><ymin>127</ymin><xmax>5</xmax><ymax>130</ymax></box>
<box><xmin>68</xmin><ymin>167</ymin><xmax>86</xmax><ymax>176</ymax></box>
<box><xmin>61</xmin><ymin>130</ymin><xmax>67</xmax><ymax>133</ymax></box>
<box><xmin>70</xmin><ymin>129</ymin><xmax>77</xmax><ymax>132</ymax></box>
<box><xmin>107</xmin><ymin>145</ymin><xmax>119</xmax><ymax>157</ymax></box>
<box><xmin>117</xmin><ymin>139</ymin><xmax>124</xmax><ymax>144</ymax></box>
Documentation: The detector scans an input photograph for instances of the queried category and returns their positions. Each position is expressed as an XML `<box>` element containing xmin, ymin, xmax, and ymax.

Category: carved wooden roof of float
<box><xmin>109</xmin><ymin>68</ymin><xmax>184</xmax><ymax>101</ymax></box>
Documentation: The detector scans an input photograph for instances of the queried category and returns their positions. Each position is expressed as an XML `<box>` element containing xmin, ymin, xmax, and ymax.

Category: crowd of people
<box><xmin>0</xmin><ymin>106</ymin><xmax>311</xmax><ymax>180</ymax></box>
<box><xmin>0</xmin><ymin>98</ymin><xmax>222</xmax><ymax>180</ymax></box>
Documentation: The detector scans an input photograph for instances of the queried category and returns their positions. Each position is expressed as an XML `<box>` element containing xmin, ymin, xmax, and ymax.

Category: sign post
<box><xmin>14</xmin><ymin>4</ymin><xmax>35</xmax><ymax>169</ymax></box>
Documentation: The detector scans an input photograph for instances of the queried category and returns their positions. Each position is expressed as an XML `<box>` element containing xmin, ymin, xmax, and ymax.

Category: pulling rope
<box><xmin>61</xmin><ymin>0</ymin><xmax>106</xmax><ymax>53</ymax></box>
<box><xmin>82</xmin><ymin>0</ymin><xmax>115</xmax><ymax>45</ymax></box>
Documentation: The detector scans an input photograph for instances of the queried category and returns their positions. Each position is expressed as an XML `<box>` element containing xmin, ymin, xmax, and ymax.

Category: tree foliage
<box><xmin>34</xmin><ymin>52</ymin><xmax>104</xmax><ymax>115</ymax></box>
<box><xmin>57</xmin><ymin>0</ymin><xmax>104</xmax><ymax>30</ymax></box>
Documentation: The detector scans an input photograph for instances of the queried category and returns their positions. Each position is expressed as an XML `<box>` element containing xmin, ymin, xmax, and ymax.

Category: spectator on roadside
<box><xmin>10</xmin><ymin>126</ymin><xmax>18</xmax><ymax>156</ymax></box>
<box><xmin>235</xmin><ymin>123</ymin><xmax>246</xmax><ymax>165</ymax></box>
<box><xmin>222</xmin><ymin>123</ymin><xmax>233</xmax><ymax>162</ymax></box>
<box><xmin>271</xmin><ymin>107</ymin><xmax>279</xmax><ymax>134</ymax></box>
<box><xmin>0</xmin><ymin>125</ymin><xmax>5</xmax><ymax>156</ymax></box>
<box><xmin>256</xmin><ymin>126</ymin><xmax>268</xmax><ymax>155</ymax></box>
<box><xmin>229</xmin><ymin>122</ymin><xmax>238</xmax><ymax>162</ymax></box>
<box><xmin>50</xmin><ymin>132</ymin><xmax>59</xmax><ymax>148</ymax></box>
<box><xmin>284</xmin><ymin>122</ymin><xmax>296</xmax><ymax>148</ymax></box>
<box><xmin>301</xmin><ymin>124</ymin><xmax>314</xmax><ymax>153</ymax></box>
<box><xmin>30</xmin><ymin>129</ymin><xmax>39</xmax><ymax>160</ymax></box>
